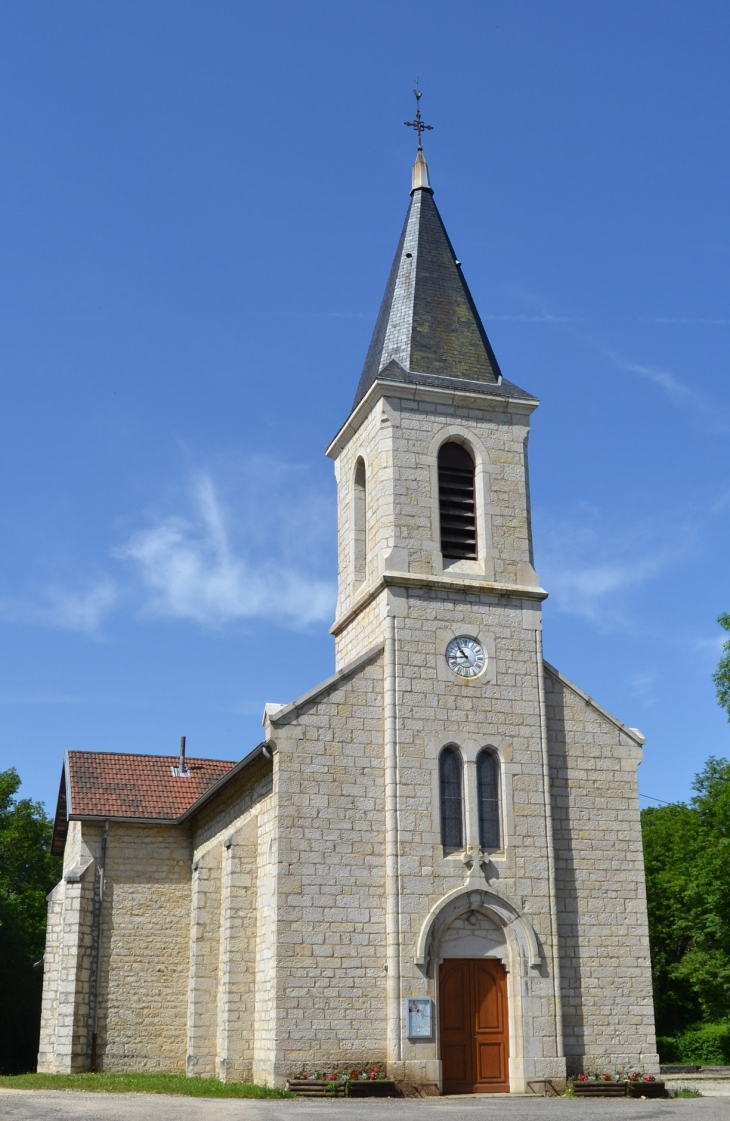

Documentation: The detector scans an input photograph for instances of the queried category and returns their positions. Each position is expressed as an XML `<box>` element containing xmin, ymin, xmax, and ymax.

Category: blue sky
<box><xmin>1</xmin><ymin>0</ymin><xmax>729</xmax><ymax>813</ymax></box>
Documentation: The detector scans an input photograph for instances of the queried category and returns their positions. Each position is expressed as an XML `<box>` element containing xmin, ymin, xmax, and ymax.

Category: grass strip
<box><xmin>0</xmin><ymin>1072</ymin><xmax>292</xmax><ymax>1097</ymax></box>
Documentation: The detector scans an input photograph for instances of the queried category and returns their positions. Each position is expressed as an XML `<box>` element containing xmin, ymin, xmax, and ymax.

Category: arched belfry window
<box><xmin>438</xmin><ymin>442</ymin><xmax>476</xmax><ymax>560</ymax></box>
<box><xmin>439</xmin><ymin>746</ymin><xmax>464</xmax><ymax>853</ymax></box>
<box><xmin>477</xmin><ymin>749</ymin><xmax>501</xmax><ymax>850</ymax></box>
<box><xmin>353</xmin><ymin>457</ymin><xmax>366</xmax><ymax>583</ymax></box>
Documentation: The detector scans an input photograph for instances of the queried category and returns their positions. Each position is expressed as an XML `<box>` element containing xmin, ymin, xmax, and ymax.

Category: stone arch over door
<box><xmin>415</xmin><ymin>888</ymin><xmax>543</xmax><ymax>1094</ymax></box>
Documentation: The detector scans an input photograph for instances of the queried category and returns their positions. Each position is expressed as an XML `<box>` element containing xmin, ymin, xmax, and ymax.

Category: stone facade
<box><xmin>38</xmin><ymin>148</ymin><xmax>658</xmax><ymax>1090</ymax></box>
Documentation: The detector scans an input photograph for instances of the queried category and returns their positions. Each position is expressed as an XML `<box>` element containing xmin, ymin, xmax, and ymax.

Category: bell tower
<box><xmin>327</xmin><ymin>143</ymin><xmax>543</xmax><ymax>668</ymax></box>
<box><xmin>326</xmin><ymin>136</ymin><xmax>566</xmax><ymax>1089</ymax></box>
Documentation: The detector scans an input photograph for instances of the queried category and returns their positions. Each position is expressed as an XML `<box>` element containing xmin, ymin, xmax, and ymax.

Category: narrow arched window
<box><xmin>477</xmin><ymin>749</ymin><xmax>501</xmax><ymax>850</ymax></box>
<box><xmin>439</xmin><ymin>746</ymin><xmax>464</xmax><ymax>853</ymax></box>
<box><xmin>438</xmin><ymin>442</ymin><xmax>476</xmax><ymax>560</ymax></box>
<box><xmin>353</xmin><ymin>457</ymin><xmax>366</xmax><ymax>583</ymax></box>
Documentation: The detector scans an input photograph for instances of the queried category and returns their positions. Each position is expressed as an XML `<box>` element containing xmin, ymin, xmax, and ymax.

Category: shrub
<box><xmin>658</xmin><ymin>1021</ymin><xmax>730</xmax><ymax>1065</ymax></box>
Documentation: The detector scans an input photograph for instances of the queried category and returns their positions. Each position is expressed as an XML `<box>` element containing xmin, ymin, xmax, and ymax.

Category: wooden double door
<box><xmin>439</xmin><ymin>958</ymin><xmax>510</xmax><ymax>1094</ymax></box>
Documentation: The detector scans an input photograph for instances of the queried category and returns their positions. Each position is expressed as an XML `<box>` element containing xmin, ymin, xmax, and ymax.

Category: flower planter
<box><xmin>627</xmin><ymin>1081</ymin><xmax>667</xmax><ymax>1099</ymax></box>
<box><xmin>572</xmin><ymin>1081</ymin><xmax>628</xmax><ymax>1097</ymax></box>
<box><xmin>347</xmin><ymin>1080</ymin><xmax>397</xmax><ymax>1097</ymax></box>
<box><xmin>287</xmin><ymin>1079</ymin><xmax>346</xmax><ymax>1097</ymax></box>
<box><xmin>286</xmin><ymin>1078</ymin><xmax>398</xmax><ymax>1098</ymax></box>
<box><xmin>571</xmin><ymin>1080</ymin><xmax>667</xmax><ymax>1099</ymax></box>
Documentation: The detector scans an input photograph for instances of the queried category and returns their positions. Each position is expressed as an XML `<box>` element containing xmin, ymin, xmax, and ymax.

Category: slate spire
<box><xmin>353</xmin><ymin>146</ymin><xmax>503</xmax><ymax>408</ymax></box>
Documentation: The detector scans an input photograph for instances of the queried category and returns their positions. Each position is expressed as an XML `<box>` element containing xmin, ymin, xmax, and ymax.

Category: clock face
<box><xmin>445</xmin><ymin>636</ymin><xmax>486</xmax><ymax>678</ymax></box>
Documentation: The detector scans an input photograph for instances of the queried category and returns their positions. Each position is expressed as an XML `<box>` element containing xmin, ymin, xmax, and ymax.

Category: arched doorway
<box><xmin>438</xmin><ymin>910</ymin><xmax>509</xmax><ymax>1094</ymax></box>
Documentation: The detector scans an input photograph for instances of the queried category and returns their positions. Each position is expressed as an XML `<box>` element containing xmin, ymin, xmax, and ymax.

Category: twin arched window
<box><xmin>438</xmin><ymin>442</ymin><xmax>476</xmax><ymax>560</ymax></box>
<box><xmin>439</xmin><ymin>746</ymin><xmax>501</xmax><ymax>854</ymax></box>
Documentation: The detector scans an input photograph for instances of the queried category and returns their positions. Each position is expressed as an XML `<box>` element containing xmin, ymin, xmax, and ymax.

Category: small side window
<box><xmin>353</xmin><ymin>457</ymin><xmax>366</xmax><ymax>583</ymax></box>
<box><xmin>439</xmin><ymin>746</ymin><xmax>464</xmax><ymax>853</ymax></box>
<box><xmin>477</xmin><ymin>749</ymin><xmax>501</xmax><ymax>850</ymax></box>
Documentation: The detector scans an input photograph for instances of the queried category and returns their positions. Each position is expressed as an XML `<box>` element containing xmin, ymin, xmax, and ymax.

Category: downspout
<box><xmin>90</xmin><ymin>819</ymin><xmax>109</xmax><ymax>1071</ymax></box>
<box><xmin>535</xmin><ymin>629</ymin><xmax>564</xmax><ymax>1057</ymax></box>
<box><xmin>384</xmin><ymin>612</ymin><xmax>402</xmax><ymax>1064</ymax></box>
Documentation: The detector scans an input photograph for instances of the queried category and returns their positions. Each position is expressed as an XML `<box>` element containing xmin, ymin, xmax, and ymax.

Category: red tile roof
<box><xmin>65</xmin><ymin>750</ymin><xmax>237</xmax><ymax>820</ymax></box>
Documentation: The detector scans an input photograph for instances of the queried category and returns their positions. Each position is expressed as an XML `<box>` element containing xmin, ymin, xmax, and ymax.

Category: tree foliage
<box><xmin>642</xmin><ymin>757</ymin><xmax>730</xmax><ymax>1036</ymax></box>
<box><xmin>713</xmin><ymin>613</ymin><xmax>730</xmax><ymax>721</ymax></box>
<box><xmin>0</xmin><ymin>769</ymin><xmax>61</xmax><ymax>1074</ymax></box>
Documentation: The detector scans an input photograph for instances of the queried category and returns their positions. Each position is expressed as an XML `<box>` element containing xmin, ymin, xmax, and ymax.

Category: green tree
<box><xmin>642</xmin><ymin>799</ymin><xmax>703</xmax><ymax>1034</ymax></box>
<box><xmin>642</xmin><ymin>757</ymin><xmax>730</xmax><ymax>1035</ymax></box>
<box><xmin>713</xmin><ymin>613</ymin><xmax>730</xmax><ymax>719</ymax></box>
<box><xmin>0</xmin><ymin>768</ymin><xmax>61</xmax><ymax>1073</ymax></box>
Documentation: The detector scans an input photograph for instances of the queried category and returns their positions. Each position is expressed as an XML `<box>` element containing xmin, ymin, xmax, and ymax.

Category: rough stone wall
<box><xmin>332</xmin><ymin>388</ymin><xmax>537</xmax><ymax>668</ymax></box>
<box><xmin>333</xmin><ymin>399</ymin><xmax>392</xmax><ymax>623</ymax></box>
<box><xmin>187</xmin><ymin>759</ymin><xmax>275</xmax><ymax>1084</ymax></box>
<box><xmin>545</xmin><ymin>664</ymin><xmax>659</xmax><ymax>1075</ymax></box>
<box><xmin>193</xmin><ymin>757</ymin><xmax>273</xmax><ymax>850</ymax></box>
<box><xmin>216</xmin><ymin>817</ymin><xmax>259</xmax><ymax>1082</ymax></box>
<box><xmin>37</xmin><ymin>882</ymin><xmax>64</xmax><ymax>1071</ymax></box>
<box><xmin>187</xmin><ymin>842</ymin><xmax>221</xmax><ymax>1076</ymax></box>
<box><xmin>96</xmin><ymin>824</ymin><xmax>192</xmax><ymax>1072</ymax></box>
<box><xmin>37</xmin><ymin>820</ymin><xmax>99</xmax><ymax>1074</ymax></box>
<box><xmin>382</xmin><ymin>587</ymin><xmax>562</xmax><ymax>1088</ymax></box>
<box><xmin>36</xmin><ymin>868</ymin><xmax>97</xmax><ymax>1073</ymax></box>
<box><xmin>335</xmin><ymin>593</ymin><xmax>385</xmax><ymax>666</ymax></box>
<box><xmin>269</xmin><ymin>650</ymin><xmax>388</xmax><ymax>1082</ymax></box>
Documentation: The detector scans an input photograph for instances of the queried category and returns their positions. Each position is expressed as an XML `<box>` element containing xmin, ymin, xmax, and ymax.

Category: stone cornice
<box><xmin>326</xmin><ymin>376</ymin><xmax>538</xmax><ymax>460</ymax></box>
<box><xmin>330</xmin><ymin>571</ymin><xmax>548</xmax><ymax>636</ymax></box>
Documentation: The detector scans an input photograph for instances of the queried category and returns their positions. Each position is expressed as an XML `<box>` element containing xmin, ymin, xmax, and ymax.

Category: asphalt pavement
<box><xmin>1</xmin><ymin>1093</ymin><xmax>729</xmax><ymax>1121</ymax></box>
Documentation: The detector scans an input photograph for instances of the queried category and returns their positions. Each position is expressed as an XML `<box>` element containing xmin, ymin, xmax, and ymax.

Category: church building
<box><xmin>38</xmin><ymin>138</ymin><xmax>659</xmax><ymax>1094</ymax></box>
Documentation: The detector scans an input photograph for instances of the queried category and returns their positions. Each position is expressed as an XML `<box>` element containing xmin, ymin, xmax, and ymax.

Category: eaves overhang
<box><xmin>326</xmin><ymin>373</ymin><xmax>539</xmax><ymax>460</ymax></box>
<box><xmin>54</xmin><ymin>742</ymin><xmax>271</xmax><ymax>850</ymax></box>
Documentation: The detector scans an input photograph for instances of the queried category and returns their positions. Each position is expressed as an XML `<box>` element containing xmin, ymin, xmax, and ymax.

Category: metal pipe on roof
<box><xmin>179</xmin><ymin>736</ymin><xmax>189</xmax><ymax>777</ymax></box>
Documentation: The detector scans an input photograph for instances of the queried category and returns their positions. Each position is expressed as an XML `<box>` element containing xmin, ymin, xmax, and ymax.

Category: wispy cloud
<box><xmin>629</xmin><ymin>667</ymin><xmax>660</xmax><ymax>706</ymax></box>
<box><xmin>693</xmin><ymin>635</ymin><xmax>727</xmax><ymax>656</ymax></box>
<box><xmin>601</xmin><ymin>348</ymin><xmax>728</xmax><ymax>433</ymax></box>
<box><xmin>535</xmin><ymin>503</ymin><xmax>696</xmax><ymax>629</ymax></box>
<box><xmin>0</xmin><ymin>580</ymin><xmax>117</xmax><ymax>637</ymax></box>
<box><xmin>117</xmin><ymin>466</ymin><xmax>336</xmax><ymax>629</ymax></box>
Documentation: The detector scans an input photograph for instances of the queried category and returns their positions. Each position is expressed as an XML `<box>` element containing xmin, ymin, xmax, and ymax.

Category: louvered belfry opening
<box><xmin>438</xmin><ymin>441</ymin><xmax>477</xmax><ymax>559</ymax></box>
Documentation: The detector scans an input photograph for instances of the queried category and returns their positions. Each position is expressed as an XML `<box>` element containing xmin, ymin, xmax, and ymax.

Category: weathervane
<box><xmin>404</xmin><ymin>82</ymin><xmax>433</xmax><ymax>149</ymax></box>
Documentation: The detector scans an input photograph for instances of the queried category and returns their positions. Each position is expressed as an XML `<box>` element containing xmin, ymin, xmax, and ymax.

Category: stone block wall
<box><xmin>188</xmin><ymin>758</ymin><xmax>275</xmax><ymax>1084</ymax></box>
<box><xmin>37</xmin><ymin>862</ymin><xmax>96</xmax><ymax>1073</ymax></box>
<box><xmin>545</xmin><ymin>663</ymin><xmax>659</xmax><ymax>1075</ymax></box>
<box><xmin>96</xmin><ymin>824</ymin><xmax>192</xmax><ymax>1072</ymax></box>
<box><xmin>269</xmin><ymin>649</ymin><xmax>389</xmax><ymax>1082</ymax></box>
<box><xmin>331</xmin><ymin>388</ymin><xmax>537</xmax><ymax>640</ymax></box>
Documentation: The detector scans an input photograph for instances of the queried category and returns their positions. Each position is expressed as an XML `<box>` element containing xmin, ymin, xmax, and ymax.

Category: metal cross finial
<box><xmin>404</xmin><ymin>82</ymin><xmax>433</xmax><ymax>149</ymax></box>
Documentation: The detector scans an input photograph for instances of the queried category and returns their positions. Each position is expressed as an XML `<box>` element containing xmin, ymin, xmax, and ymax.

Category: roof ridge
<box><xmin>66</xmin><ymin>749</ymin><xmax>236</xmax><ymax>763</ymax></box>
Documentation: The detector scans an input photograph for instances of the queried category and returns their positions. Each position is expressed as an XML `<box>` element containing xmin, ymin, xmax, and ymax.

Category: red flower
<box><xmin>604</xmin><ymin>1075</ymin><xmax>612</xmax><ymax>1081</ymax></box>
<box><xmin>578</xmin><ymin>1075</ymin><xmax>587</xmax><ymax>1082</ymax></box>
